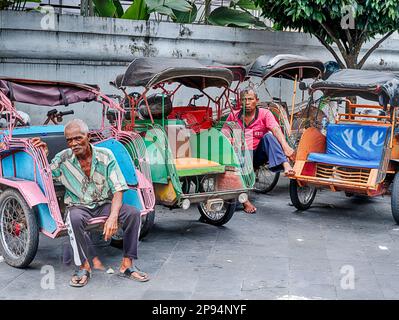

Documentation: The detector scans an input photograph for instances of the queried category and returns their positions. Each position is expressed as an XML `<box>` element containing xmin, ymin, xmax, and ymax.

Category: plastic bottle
<box><xmin>321</xmin><ymin>117</ymin><xmax>327</xmax><ymax>135</ymax></box>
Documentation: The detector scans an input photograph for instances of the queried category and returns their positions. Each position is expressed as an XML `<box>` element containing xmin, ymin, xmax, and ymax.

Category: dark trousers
<box><xmin>63</xmin><ymin>232</ymin><xmax>98</xmax><ymax>266</ymax></box>
<box><xmin>65</xmin><ymin>203</ymin><xmax>141</xmax><ymax>266</ymax></box>
<box><xmin>253</xmin><ymin>132</ymin><xmax>288</xmax><ymax>172</ymax></box>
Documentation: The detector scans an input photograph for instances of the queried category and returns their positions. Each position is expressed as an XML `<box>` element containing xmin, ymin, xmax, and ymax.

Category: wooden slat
<box><xmin>339</xmin><ymin>113</ymin><xmax>389</xmax><ymax>119</ymax></box>
<box><xmin>337</xmin><ymin>119</ymin><xmax>391</xmax><ymax>126</ymax></box>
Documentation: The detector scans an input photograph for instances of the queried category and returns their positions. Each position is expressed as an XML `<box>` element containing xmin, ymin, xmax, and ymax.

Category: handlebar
<box><xmin>44</xmin><ymin>109</ymin><xmax>75</xmax><ymax>125</ymax></box>
<box><xmin>193</xmin><ymin>94</ymin><xmax>204</xmax><ymax>100</ymax></box>
<box><xmin>188</xmin><ymin>94</ymin><xmax>205</xmax><ymax>107</ymax></box>
<box><xmin>59</xmin><ymin>110</ymin><xmax>74</xmax><ymax>116</ymax></box>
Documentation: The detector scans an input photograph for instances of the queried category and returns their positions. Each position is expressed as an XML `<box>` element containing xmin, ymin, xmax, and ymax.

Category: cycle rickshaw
<box><xmin>0</xmin><ymin>77</ymin><xmax>155</xmax><ymax>268</ymax></box>
<box><xmin>231</xmin><ymin>54</ymin><xmax>324</xmax><ymax>193</ymax></box>
<box><xmin>288</xmin><ymin>69</ymin><xmax>399</xmax><ymax>224</ymax></box>
<box><xmin>112</xmin><ymin>58</ymin><xmax>254</xmax><ymax>226</ymax></box>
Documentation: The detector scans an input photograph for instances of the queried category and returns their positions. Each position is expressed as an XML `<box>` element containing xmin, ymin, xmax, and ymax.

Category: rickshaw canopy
<box><xmin>309</xmin><ymin>69</ymin><xmax>399</xmax><ymax>106</ymax></box>
<box><xmin>114</xmin><ymin>58</ymin><xmax>234</xmax><ymax>89</ymax></box>
<box><xmin>212</xmin><ymin>65</ymin><xmax>249</xmax><ymax>82</ymax></box>
<box><xmin>248</xmin><ymin>54</ymin><xmax>324</xmax><ymax>81</ymax></box>
<box><xmin>0</xmin><ymin>78</ymin><xmax>99</xmax><ymax>106</ymax></box>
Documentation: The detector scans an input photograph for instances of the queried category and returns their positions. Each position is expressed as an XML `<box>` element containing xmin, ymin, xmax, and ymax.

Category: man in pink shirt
<box><xmin>226</xmin><ymin>87</ymin><xmax>295</xmax><ymax>213</ymax></box>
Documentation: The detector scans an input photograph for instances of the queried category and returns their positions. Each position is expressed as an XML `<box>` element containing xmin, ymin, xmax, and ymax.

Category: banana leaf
<box><xmin>172</xmin><ymin>3</ymin><xmax>197</xmax><ymax>23</ymax></box>
<box><xmin>92</xmin><ymin>0</ymin><xmax>116</xmax><ymax>17</ymax></box>
<box><xmin>208</xmin><ymin>7</ymin><xmax>266</xmax><ymax>29</ymax></box>
<box><xmin>122</xmin><ymin>0</ymin><xmax>150</xmax><ymax>20</ymax></box>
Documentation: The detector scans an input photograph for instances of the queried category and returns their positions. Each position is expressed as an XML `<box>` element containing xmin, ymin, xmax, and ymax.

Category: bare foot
<box><xmin>243</xmin><ymin>200</ymin><xmax>257</xmax><ymax>214</ymax></box>
<box><xmin>92</xmin><ymin>256</ymin><xmax>106</xmax><ymax>271</ymax></box>
<box><xmin>283</xmin><ymin>162</ymin><xmax>295</xmax><ymax>177</ymax></box>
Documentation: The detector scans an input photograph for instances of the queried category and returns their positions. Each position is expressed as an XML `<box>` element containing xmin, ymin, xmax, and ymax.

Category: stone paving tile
<box><xmin>375</xmin><ymin>274</ymin><xmax>399</xmax><ymax>299</ymax></box>
<box><xmin>288</xmin><ymin>284</ymin><xmax>337</xmax><ymax>300</ymax></box>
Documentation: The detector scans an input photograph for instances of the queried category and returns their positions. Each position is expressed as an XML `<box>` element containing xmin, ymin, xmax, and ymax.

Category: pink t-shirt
<box><xmin>226</xmin><ymin>108</ymin><xmax>279</xmax><ymax>150</ymax></box>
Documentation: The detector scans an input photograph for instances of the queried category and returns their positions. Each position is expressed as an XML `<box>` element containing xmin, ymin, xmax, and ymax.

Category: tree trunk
<box><xmin>342</xmin><ymin>52</ymin><xmax>360</xmax><ymax>69</ymax></box>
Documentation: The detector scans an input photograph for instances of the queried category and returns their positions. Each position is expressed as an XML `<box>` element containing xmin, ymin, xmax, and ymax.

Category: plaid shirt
<box><xmin>50</xmin><ymin>145</ymin><xmax>128</xmax><ymax>209</ymax></box>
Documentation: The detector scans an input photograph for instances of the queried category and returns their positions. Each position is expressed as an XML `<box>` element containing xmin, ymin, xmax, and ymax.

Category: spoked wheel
<box><xmin>254</xmin><ymin>165</ymin><xmax>280</xmax><ymax>193</ymax></box>
<box><xmin>198</xmin><ymin>200</ymin><xmax>236</xmax><ymax>226</ymax></box>
<box><xmin>139</xmin><ymin>210</ymin><xmax>155</xmax><ymax>239</ymax></box>
<box><xmin>0</xmin><ymin>189</ymin><xmax>39</xmax><ymax>268</ymax></box>
<box><xmin>391</xmin><ymin>172</ymin><xmax>399</xmax><ymax>224</ymax></box>
<box><xmin>289</xmin><ymin>179</ymin><xmax>317</xmax><ymax>210</ymax></box>
<box><xmin>110</xmin><ymin>210</ymin><xmax>155</xmax><ymax>248</ymax></box>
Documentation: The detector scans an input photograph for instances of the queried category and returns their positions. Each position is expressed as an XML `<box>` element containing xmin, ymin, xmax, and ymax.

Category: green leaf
<box><xmin>208</xmin><ymin>7</ymin><xmax>266</xmax><ymax>29</ymax></box>
<box><xmin>164</xmin><ymin>0</ymin><xmax>192</xmax><ymax>12</ymax></box>
<box><xmin>113</xmin><ymin>0</ymin><xmax>124</xmax><ymax>18</ymax></box>
<box><xmin>172</xmin><ymin>3</ymin><xmax>198</xmax><ymax>23</ymax></box>
<box><xmin>122</xmin><ymin>0</ymin><xmax>149</xmax><ymax>20</ymax></box>
<box><xmin>92</xmin><ymin>0</ymin><xmax>116</xmax><ymax>17</ymax></box>
<box><xmin>145</xmin><ymin>0</ymin><xmax>163</xmax><ymax>11</ymax></box>
<box><xmin>152</xmin><ymin>5</ymin><xmax>176</xmax><ymax>18</ymax></box>
<box><xmin>236</xmin><ymin>0</ymin><xmax>259</xmax><ymax>10</ymax></box>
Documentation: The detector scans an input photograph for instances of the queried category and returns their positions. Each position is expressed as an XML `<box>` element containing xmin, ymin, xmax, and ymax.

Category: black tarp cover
<box><xmin>309</xmin><ymin>69</ymin><xmax>399</xmax><ymax>106</ymax></box>
<box><xmin>115</xmin><ymin>58</ymin><xmax>234</xmax><ymax>89</ymax></box>
<box><xmin>0</xmin><ymin>78</ymin><xmax>99</xmax><ymax>106</ymax></box>
<box><xmin>248</xmin><ymin>54</ymin><xmax>324</xmax><ymax>81</ymax></box>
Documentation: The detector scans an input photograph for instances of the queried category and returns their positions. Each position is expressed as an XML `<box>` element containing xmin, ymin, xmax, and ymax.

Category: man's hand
<box><xmin>30</xmin><ymin>137</ymin><xmax>49</xmax><ymax>156</ymax></box>
<box><xmin>103</xmin><ymin>215</ymin><xmax>118</xmax><ymax>241</ymax></box>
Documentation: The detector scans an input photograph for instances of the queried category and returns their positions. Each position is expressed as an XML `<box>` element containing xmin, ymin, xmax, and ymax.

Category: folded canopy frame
<box><xmin>0</xmin><ymin>77</ymin><xmax>126</xmax><ymax>134</ymax></box>
<box><xmin>113</xmin><ymin>57</ymin><xmax>235</xmax><ymax>126</ymax></box>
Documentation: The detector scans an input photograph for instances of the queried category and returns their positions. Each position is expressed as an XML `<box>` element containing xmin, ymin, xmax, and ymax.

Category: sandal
<box><xmin>69</xmin><ymin>269</ymin><xmax>91</xmax><ymax>287</ymax></box>
<box><xmin>118</xmin><ymin>265</ymin><xmax>150</xmax><ymax>282</ymax></box>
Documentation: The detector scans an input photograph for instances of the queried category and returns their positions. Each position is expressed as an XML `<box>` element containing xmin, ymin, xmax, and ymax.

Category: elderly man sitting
<box><xmin>32</xmin><ymin>119</ymin><xmax>149</xmax><ymax>287</ymax></box>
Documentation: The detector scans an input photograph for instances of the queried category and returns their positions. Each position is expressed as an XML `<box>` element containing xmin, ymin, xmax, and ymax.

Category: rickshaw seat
<box><xmin>95</xmin><ymin>138</ymin><xmax>138</xmax><ymax>186</ymax></box>
<box><xmin>9</xmin><ymin>125</ymin><xmax>67</xmax><ymax>160</ymax></box>
<box><xmin>308</xmin><ymin>124</ymin><xmax>388</xmax><ymax>169</ymax></box>
<box><xmin>174</xmin><ymin>157</ymin><xmax>225</xmax><ymax>176</ymax></box>
<box><xmin>168</xmin><ymin>106</ymin><xmax>213</xmax><ymax>132</ymax></box>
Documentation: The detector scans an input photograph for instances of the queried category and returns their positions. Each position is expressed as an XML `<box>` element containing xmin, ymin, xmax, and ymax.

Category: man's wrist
<box><xmin>109</xmin><ymin>213</ymin><xmax>119</xmax><ymax>220</ymax></box>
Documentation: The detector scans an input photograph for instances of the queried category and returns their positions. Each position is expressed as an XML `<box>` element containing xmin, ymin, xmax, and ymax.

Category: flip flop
<box><xmin>118</xmin><ymin>266</ymin><xmax>150</xmax><ymax>282</ymax></box>
<box><xmin>69</xmin><ymin>269</ymin><xmax>91</xmax><ymax>287</ymax></box>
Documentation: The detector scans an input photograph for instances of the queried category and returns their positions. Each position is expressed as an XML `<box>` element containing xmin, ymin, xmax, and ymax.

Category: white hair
<box><xmin>64</xmin><ymin>119</ymin><xmax>89</xmax><ymax>135</ymax></box>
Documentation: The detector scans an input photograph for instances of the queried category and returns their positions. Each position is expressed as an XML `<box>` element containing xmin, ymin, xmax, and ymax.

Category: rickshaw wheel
<box><xmin>139</xmin><ymin>210</ymin><xmax>155</xmax><ymax>240</ymax></box>
<box><xmin>198</xmin><ymin>200</ymin><xmax>236</xmax><ymax>226</ymax></box>
<box><xmin>391</xmin><ymin>173</ymin><xmax>399</xmax><ymax>224</ymax></box>
<box><xmin>110</xmin><ymin>210</ymin><xmax>155</xmax><ymax>248</ymax></box>
<box><xmin>0</xmin><ymin>188</ymin><xmax>39</xmax><ymax>268</ymax></box>
<box><xmin>289</xmin><ymin>180</ymin><xmax>317</xmax><ymax>210</ymax></box>
<box><xmin>254</xmin><ymin>165</ymin><xmax>280</xmax><ymax>193</ymax></box>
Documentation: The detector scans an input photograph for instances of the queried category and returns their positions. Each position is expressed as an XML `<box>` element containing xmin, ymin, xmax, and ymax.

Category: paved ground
<box><xmin>1</xmin><ymin>177</ymin><xmax>399</xmax><ymax>300</ymax></box>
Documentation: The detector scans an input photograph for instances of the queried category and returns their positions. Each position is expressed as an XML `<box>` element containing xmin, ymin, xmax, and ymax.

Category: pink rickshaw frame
<box><xmin>0</xmin><ymin>80</ymin><xmax>155</xmax><ymax>239</ymax></box>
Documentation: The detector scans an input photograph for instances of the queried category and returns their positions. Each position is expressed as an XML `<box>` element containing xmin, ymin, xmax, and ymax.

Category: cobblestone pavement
<box><xmin>1</xmin><ymin>177</ymin><xmax>399</xmax><ymax>300</ymax></box>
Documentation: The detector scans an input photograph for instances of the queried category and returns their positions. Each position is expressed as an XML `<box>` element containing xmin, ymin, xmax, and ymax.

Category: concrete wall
<box><xmin>1</xmin><ymin>11</ymin><xmax>399</xmax><ymax>126</ymax></box>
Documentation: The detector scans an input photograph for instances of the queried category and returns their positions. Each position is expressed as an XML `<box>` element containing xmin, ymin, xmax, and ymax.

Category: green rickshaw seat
<box><xmin>174</xmin><ymin>157</ymin><xmax>225</xmax><ymax>177</ymax></box>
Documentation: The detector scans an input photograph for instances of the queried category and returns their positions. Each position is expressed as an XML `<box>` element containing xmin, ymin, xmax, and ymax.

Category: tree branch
<box><xmin>358</xmin><ymin>30</ymin><xmax>395</xmax><ymax>68</ymax></box>
<box><xmin>357</xmin><ymin>18</ymin><xmax>369</xmax><ymax>44</ymax></box>
<box><xmin>320</xmin><ymin>22</ymin><xmax>348</xmax><ymax>57</ymax></box>
<box><xmin>344</xmin><ymin>29</ymin><xmax>353</xmax><ymax>52</ymax></box>
<box><xmin>314</xmin><ymin>34</ymin><xmax>346</xmax><ymax>68</ymax></box>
